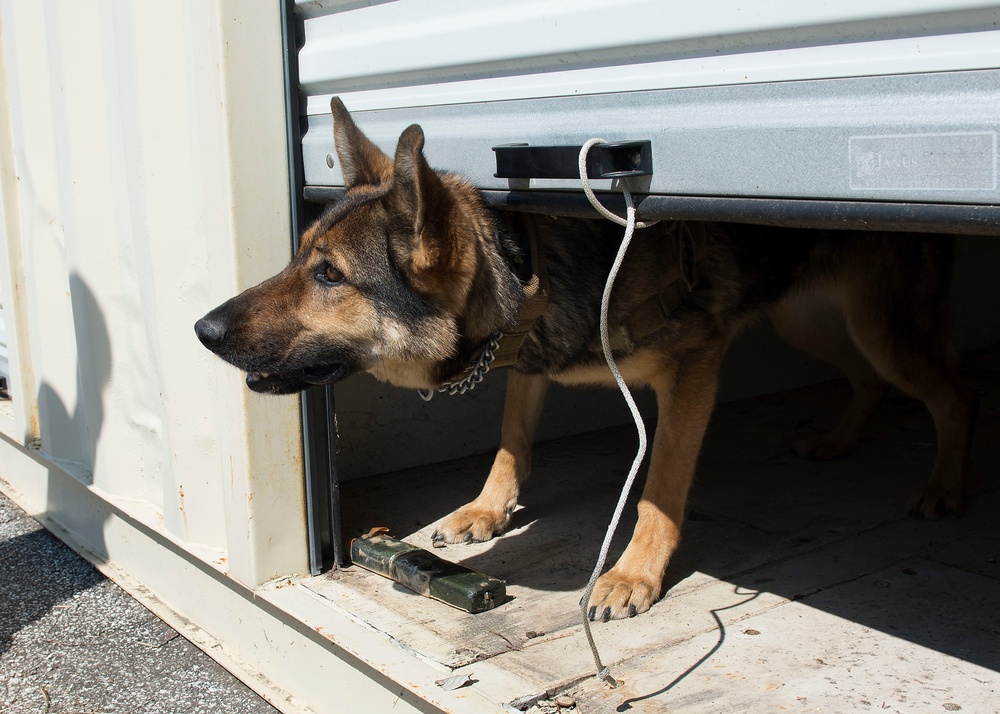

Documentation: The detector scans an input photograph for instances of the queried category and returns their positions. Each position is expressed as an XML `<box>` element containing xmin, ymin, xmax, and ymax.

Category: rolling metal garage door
<box><xmin>294</xmin><ymin>0</ymin><xmax>1000</xmax><ymax>226</ymax></box>
<box><xmin>282</xmin><ymin>0</ymin><xmax>1000</xmax><ymax>573</ymax></box>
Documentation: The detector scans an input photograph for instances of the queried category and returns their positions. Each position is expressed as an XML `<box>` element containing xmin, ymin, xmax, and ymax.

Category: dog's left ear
<box><xmin>390</xmin><ymin>124</ymin><xmax>456</xmax><ymax>274</ymax></box>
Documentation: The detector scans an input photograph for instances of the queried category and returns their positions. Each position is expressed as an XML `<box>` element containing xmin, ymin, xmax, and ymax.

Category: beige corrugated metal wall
<box><xmin>0</xmin><ymin>0</ymin><xmax>307</xmax><ymax>587</ymax></box>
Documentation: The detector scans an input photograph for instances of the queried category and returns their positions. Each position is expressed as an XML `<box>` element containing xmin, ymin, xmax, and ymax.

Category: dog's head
<box><xmin>194</xmin><ymin>98</ymin><xmax>522</xmax><ymax>394</ymax></box>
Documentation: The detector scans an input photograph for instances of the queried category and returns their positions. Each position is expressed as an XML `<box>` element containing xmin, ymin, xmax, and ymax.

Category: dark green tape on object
<box><xmin>351</xmin><ymin>534</ymin><xmax>506</xmax><ymax>613</ymax></box>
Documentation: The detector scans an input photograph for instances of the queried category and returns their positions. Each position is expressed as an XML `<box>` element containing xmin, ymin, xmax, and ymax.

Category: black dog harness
<box><xmin>491</xmin><ymin>213</ymin><xmax>710</xmax><ymax>368</ymax></box>
<box><xmin>491</xmin><ymin>212</ymin><xmax>551</xmax><ymax>368</ymax></box>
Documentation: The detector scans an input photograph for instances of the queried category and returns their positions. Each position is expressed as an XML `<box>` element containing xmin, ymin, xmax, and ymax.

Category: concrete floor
<box><xmin>315</xmin><ymin>345</ymin><xmax>1000</xmax><ymax>713</ymax></box>
<box><xmin>0</xmin><ymin>490</ymin><xmax>279</xmax><ymax>714</ymax></box>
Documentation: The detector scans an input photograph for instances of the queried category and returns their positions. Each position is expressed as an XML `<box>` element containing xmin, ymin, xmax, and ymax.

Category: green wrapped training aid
<box><xmin>350</xmin><ymin>532</ymin><xmax>507</xmax><ymax>613</ymax></box>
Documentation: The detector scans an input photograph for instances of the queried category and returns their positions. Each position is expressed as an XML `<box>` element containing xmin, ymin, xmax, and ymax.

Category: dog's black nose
<box><xmin>194</xmin><ymin>315</ymin><xmax>228</xmax><ymax>350</ymax></box>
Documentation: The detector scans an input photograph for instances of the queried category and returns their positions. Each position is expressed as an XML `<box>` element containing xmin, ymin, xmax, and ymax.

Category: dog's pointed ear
<box><xmin>390</xmin><ymin>124</ymin><xmax>456</xmax><ymax>273</ymax></box>
<box><xmin>330</xmin><ymin>97</ymin><xmax>392</xmax><ymax>187</ymax></box>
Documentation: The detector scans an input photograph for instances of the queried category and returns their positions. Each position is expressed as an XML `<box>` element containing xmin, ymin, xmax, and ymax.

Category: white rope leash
<box><xmin>577</xmin><ymin>139</ymin><xmax>659</xmax><ymax>688</ymax></box>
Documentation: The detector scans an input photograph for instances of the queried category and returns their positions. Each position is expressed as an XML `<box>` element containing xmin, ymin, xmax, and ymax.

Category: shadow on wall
<box><xmin>0</xmin><ymin>274</ymin><xmax>113</xmax><ymax>653</ymax></box>
<box><xmin>36</xmin><ymin>273</ymin><xmax>112</xmax><ymax>479</ymax></box>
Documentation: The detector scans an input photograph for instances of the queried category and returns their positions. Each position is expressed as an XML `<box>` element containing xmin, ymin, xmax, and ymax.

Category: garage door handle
<box><xmin>493</xmin><ymin>140</ymin><xmax>652</xmax><ymax>180</ymax></box>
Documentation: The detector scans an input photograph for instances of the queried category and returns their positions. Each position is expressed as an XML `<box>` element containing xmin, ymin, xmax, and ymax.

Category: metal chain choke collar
<box><xmin>417</xmin><ymin>332</ymin><xmax>502</xmax><ymax>401</ymax></box>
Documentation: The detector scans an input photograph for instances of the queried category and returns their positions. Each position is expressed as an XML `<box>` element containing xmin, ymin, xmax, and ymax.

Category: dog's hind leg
<box><xmin>840</xmin><ymin>264</ymin><xmax>977</xmax><ymax>518</ymax></box>
<box><xmin>432</xmin><ymin>371</ymin><xmax>549</xmax><ymax>544</ymax></box>
<box><xmin>769</xmin><ymin>291</ymin><xmax>887</xmax><ymax>460</ymax></box>
<box><xmin>588</xmin><ymin>343</ymin><xmax>727</xmax><ymax>621</ymax></box>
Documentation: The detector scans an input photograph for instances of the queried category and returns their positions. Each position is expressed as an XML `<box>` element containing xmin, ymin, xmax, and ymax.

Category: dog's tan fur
<box><xmin>196</xmin><ymin>99</ymin><xmax>976</xmax><ymax>622</ymax></box>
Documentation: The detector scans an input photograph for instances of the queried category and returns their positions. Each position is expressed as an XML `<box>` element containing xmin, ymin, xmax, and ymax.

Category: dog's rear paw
<box><xmin>585</xmin><ymin>568</ymin><xmax>661</xmax><ymax>622</ymax></box>
<box><xmin>432</xmin><ymin>502</ymin><xmax>511</xmax><ymax>544</ymax></box>
<box><xmin>909</xmin><ymin>484</ymin><xmax>963</xmax><ymax>520</ymax></box>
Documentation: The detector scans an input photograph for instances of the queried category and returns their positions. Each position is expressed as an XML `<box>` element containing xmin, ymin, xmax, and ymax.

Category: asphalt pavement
<box><xmin>0</xmin><ymin>489</ymin><xmax>280</xmax><ymax>714</ymax></box>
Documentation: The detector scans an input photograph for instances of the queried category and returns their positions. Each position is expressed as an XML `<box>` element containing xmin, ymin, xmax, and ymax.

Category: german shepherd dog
<box><xmin>196</xmin><ymin>99</ymin><xmax>976</xmax><ymax>621</ymax></box>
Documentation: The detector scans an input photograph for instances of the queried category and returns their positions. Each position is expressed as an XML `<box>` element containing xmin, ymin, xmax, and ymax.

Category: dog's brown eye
<box><xmin>317</xmin><ymin>263</ymin><xmax>345</xmax><ymax>286</ymax></box>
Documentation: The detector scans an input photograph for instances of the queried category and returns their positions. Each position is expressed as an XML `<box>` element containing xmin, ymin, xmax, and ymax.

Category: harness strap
<box><xmin>492</xmin><ymin>215</ymin><xmax>711</xmax><ymax>368</ymax></box>
<box><xmin>492</xmin><ymin>213</ymin><xmax>549</xmax><ymax>368</ymax></box>
<box><xmin>598</xmin><ymin>220</ymin><xmax>710</xmax><ymax>353</ymax></box>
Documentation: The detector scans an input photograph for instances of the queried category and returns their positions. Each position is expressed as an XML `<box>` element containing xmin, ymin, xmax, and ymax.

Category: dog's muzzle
<box><xmin>196</xmin><ymin>309</ymin><xmax>351</xmax><ymax>393</ymax></box>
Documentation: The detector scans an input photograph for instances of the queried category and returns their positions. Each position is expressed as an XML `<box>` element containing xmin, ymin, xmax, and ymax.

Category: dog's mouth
<box><xmin>245</xmin><ymin>363</ymin><xmax>348</xmax><ymax>393</ymax></box>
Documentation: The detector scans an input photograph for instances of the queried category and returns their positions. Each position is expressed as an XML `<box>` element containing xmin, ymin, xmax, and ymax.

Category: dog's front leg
<box><xmin>588</xmin><ymin>347</ymin><xmax>726</xmax><ymax>621</ymax></box>
<box><xmin>432</xmin><ymin>371</ymin><xmax>549</xmax><ymax>544</ymax></box>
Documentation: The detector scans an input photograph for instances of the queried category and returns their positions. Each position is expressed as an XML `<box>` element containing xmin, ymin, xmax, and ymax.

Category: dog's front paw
<box><xmin>432</xmin><ymin>501</ymin><xmax>511</xmax><ymax>544</ymax></box>
<box><xmin>586</xmin><ymin>567</ymin><xmax>662</xmax><ymax>622</ymax></box>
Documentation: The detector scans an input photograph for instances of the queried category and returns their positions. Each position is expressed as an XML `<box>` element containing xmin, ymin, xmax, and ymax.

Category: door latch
<box><xmin>493</xmin><ymin>140</ymin><xmax>652</xmax><ymax>180</ymax></box>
